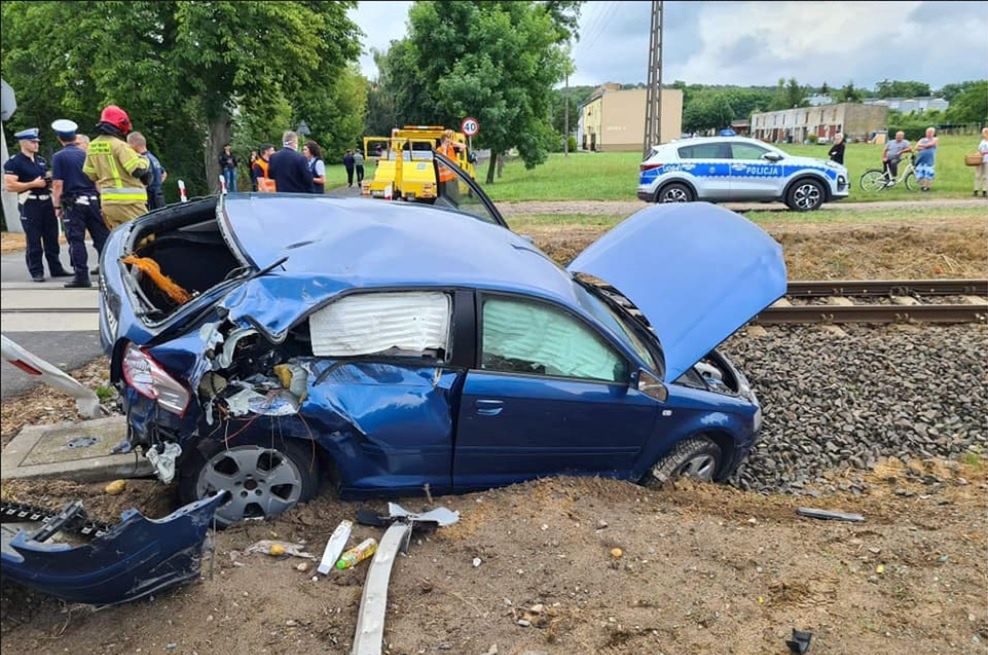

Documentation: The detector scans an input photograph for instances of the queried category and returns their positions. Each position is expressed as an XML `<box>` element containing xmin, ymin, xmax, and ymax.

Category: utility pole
<box><xmin>642</xmin><ymin>0</ymin><xmax>663</xmax><ymax>158</ymax></box>
<box><xmin>564</xmin><ymin>69</ymin><xmax>569</xmax><ymax>157</ymax></box>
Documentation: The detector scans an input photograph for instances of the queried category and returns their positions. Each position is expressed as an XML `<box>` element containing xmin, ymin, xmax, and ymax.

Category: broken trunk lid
<box><xmin>0</xmin><ymin>491</ymin><xmax>227</xmax><ymax>607</ymax></box>
<box><xmin>567</xmin><ymin>202</ymin><xmax>787</xmax><ymax>382</ymax></box>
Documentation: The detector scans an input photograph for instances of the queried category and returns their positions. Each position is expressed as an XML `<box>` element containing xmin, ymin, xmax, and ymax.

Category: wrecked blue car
<box><xmin>1</xmin><ymin>492</ymin><xmax>226</xmax><ymax>606</ymax></box>
<box><xmin>99</xmin><ymin>158</ymin><xmax>786</xmax><ymax>526</ymax></box>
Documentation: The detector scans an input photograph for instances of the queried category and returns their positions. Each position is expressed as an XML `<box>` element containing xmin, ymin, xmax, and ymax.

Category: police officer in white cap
<box><xmin>52</xmin><ymin>119</ymin><xmax>109</xmax><ymax>287</ymax></box>
<box><xmin>3</xmin><ymin>128</ymin><xmax>70</xmax><ymax>282</ymax></box>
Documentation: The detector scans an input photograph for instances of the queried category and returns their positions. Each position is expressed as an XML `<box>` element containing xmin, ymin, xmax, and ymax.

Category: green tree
<box><xmin>937</xmin><ymin>80</ymin><xmax>984</xmax><ymax>102</ymax></box>
<box><xmin>835</xmin><ymin>81</ymin><xmax>864</xmax><ymax>103</ymax></box>
<box><xmin>1</xmin><ymin>1</ymin><xmax>361</xmax><ymax>194</ymax></box>
<box><xmin>683</xmin><ymin>92</ymin><xmax>734</xmax><ymax>133</ymax></box>
<box><xmin>875</xmin><ymin>79</ymin><xmax>932</xmax><ymax>98</ymax></box>
<box><xmin>945</xmin><ymin>80</ymin><xmax>988</xmax><ymax>123</ymax></box>
<box><xmin>819</xmin><ymin>81</ymin><xmax>831</xmax><ymax>96</ymax></box>
<box><xmin>378</xmin><ymin>1</ymin><xmax>578</xmax><ymax>183</ymax></box>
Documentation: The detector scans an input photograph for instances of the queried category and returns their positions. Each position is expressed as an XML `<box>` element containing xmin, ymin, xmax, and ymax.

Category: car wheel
<box><xmin>178</xmin><ymin>435</ymin><xmax>319</xmax><ymax>527</ymax></box>
<box><xmin>645</xmin><ymin>436</ymin><xmax>723</xmax><ymax>487</ymax></box>
<box><xmin>786</xmin><ymin>179</ymin><xmax>825</xmax><ymax>211</ymax></box>
<box><xmin>657</xmin><ymin>182</ymin><xmax>693</xmax><ymax>203</ymax></box>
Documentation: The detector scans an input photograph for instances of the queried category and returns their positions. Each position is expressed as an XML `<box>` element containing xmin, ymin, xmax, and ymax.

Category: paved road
<box><xmin>1</xmin><ymin>243</ymin><xmax>102</xmax><ymax>400</ymax></box>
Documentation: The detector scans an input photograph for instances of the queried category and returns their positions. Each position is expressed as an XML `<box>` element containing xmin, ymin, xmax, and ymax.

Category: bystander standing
<box><xmin>127</xmin><ymin>131</ymin><xmax>167</xmax><ymax>210</ymax></box>
<box><xmin>268</xmin><ymin>131</ymin><xmax>314</xmax><ymax>193</ymax></box>
<box><xmin>219</xmin><ymin>144</ymin><xmax>238</xmax><ymax>192</ymax></box>
<box><xmin>303</xmin><ymin>141</ymin><xmax>326</xmax><ymax>194</ymax></box>
<box><xmin>343</xmin><ymin>150</ymin><xmax>355</xmax><ymax>187</ymax></box>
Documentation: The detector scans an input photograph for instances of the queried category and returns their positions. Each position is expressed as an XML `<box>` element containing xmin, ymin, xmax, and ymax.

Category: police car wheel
<box><xmin>786</xmin><ymin>179</ymin><xmax>824</xmax><ymax>211</ymax></box>
<box><xmin>658</xmin><ymin>183</ymin><xmax>693</xmax><ymax>203</ymax></box>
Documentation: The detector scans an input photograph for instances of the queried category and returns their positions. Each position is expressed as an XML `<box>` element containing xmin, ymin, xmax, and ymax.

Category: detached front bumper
<box><xmin>1</xmin><ymin>492</ymin><xmax>227</xmax><ymax>607</ymax></box>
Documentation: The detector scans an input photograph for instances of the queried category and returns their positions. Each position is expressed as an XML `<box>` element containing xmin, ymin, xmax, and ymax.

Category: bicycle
<box><xmin>860</xmin><ymin>152</ymin><xmax>917</xmax><ymax>192</ymax></box>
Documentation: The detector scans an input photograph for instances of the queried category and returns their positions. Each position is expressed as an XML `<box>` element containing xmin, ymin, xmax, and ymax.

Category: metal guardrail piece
<box><xmin>350</xmin><ymin>522</ymin><xmax>412</xmax><ymax>655</ymax></box>
<box><xmin>756</xmin><ymin>303</ymin><xmax>987</xmax><ymax>325</ymax></box>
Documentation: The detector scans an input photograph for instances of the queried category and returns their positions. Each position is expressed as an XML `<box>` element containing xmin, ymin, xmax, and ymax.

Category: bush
<box><xmin>567</xmin><ymin>135</ymin><xmax>577</xmax><ymax>152</ymax></box>
<box><xmin>887</xmin><ymin>126</ymin><xmax>928</xmax><ymax>141</ymax></box>
<box><xmin>806</xmin><ymin>133</ymin><xmax>819</xmax><ymax>144</ymax></box>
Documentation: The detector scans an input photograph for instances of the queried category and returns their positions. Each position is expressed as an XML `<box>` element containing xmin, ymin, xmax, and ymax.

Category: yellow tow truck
<box><xmin>361</xmin><ymin>125</ymin><xmax>475</xmax><ymax>202</ymax></box>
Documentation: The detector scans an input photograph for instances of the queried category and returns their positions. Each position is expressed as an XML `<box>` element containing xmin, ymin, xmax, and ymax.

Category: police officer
<box><xmin>51</xmin><ymin>119</ymin><xmax>110</xmax><ymax>288</ymax></box>
<box><xmin>2</xmin><ymin>128</ymin><xmax>71</xmax><ymax>282</ymax></box>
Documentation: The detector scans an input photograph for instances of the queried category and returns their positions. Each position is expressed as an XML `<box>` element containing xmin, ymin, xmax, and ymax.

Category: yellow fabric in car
<box><xmin>121</xmin><ymin>255</ymin><xmax>193</xmax><ymax>305</ymax></box>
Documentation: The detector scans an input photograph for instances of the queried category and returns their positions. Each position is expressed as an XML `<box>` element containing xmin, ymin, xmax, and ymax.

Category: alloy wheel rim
<box><xmin>675</xmin><ymin>454</ymin><xmax>716</xmax><ymax>481</ymax></box>
<box><xmin>196</xmin><ymin>445</ymin><xmax>303</xmax><ymax>523</ymax></box>
<box><xmin>662</xmin><ymin>187</ymin><xmax>688</xmax><ymax>202</ymax></box>
<box><xmin>794</xmin><ymin>183</ymin><xmax>821</xmax><ymax>209</ymax></box>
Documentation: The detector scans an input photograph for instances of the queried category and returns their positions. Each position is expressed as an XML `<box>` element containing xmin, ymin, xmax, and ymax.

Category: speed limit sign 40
<box><xmin>461</xmin><ymin>117</ymin><xmax>479</xmax><ymax>136</ymax></box>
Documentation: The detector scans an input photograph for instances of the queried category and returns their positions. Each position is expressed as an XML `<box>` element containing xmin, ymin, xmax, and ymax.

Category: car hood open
<box><xmin>567</xmin><ymin>203</ymin><xmax>786</xmax><ymax>382</ymax></box>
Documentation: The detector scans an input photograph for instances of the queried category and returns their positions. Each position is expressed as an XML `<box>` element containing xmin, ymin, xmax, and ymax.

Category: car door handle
<box><xmin>475</xmin><ymin>399</ymin><xmax>504</xmax><ymax>416</ymax></box>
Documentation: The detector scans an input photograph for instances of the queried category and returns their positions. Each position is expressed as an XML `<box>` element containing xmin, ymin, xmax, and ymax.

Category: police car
<box><xmin>637</xmin><ymin>137</ymin><xmax>848</xmax><ymax>211</ymax></box>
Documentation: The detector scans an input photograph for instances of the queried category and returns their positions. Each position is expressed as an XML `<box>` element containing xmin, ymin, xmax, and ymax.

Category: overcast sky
<box><xmin>350</xmin><ymin>0</ymin><xmax>988</xmax><ymax>90</ymax></box>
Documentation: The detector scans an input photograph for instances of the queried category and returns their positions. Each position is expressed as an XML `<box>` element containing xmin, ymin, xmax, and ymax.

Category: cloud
<box><xmin>351</xmin><ymin>1</ymin><xmax>988</xmax><ymax>90</ymax></box>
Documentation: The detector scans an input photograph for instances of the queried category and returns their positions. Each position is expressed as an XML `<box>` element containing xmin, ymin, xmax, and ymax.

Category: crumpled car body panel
<box><xmin>568</xmin><ymin>202</ymin><xmax>787</xmax><ymax>382</ymax></box>
<box><xmin>1</xmin><ymin>492</ymin><xmax>226</xmax><ymax>607</ymax></box>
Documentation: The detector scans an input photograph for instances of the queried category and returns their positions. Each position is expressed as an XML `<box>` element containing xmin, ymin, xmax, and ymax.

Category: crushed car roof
<box><xmin>220</xmin><ymin>194</ymin><xmax>586</xmax><ymax>340</ymax></box>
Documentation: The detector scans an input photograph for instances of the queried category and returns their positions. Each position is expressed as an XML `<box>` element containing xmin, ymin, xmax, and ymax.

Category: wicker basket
<box><xmin>965</xmin><ymin>153</ymin><xmax>984</xmax><ymax>166</ymax></box>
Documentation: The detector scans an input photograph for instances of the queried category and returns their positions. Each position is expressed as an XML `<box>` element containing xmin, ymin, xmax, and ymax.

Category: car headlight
<box><xmin>121</xmin><ymin>343</ymin><xmax>190</xmax><ymax>416</ymax></box>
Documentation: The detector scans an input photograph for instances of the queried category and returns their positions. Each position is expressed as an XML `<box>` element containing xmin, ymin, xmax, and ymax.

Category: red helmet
<box><xmin>99</xmin><ymin>105</ymin><xmax>132</xmax><ymax>133</ymax></box>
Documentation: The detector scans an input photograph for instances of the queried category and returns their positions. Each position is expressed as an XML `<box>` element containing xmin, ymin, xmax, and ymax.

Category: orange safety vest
<box><xmin>437</xmin><ymin>143</ymin><xmax>458</xmax><ymax>183</ymax></box>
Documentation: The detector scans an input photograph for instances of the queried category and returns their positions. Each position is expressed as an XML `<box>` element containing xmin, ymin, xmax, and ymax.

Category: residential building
<box><xmin>750</xmin><ymin>102</ymin><xmax>888</xmax><ymax>143</ymax></box>
<box><xmin>864</xmin><ymin>97</ymin><xmax>949</xmax><ymax>113</ymax></box>
<box><xmin>580</xmin><ymin>84</ymin><xmax>683</xmax><ymax>151</ymax></box>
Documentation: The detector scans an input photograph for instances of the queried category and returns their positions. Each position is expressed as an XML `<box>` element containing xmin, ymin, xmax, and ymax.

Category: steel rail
<box><xmin>786</xmin><ymin>279</ymin><xmax>988</xmax><ymax>298</ymax></box>
<box><xmin>756</xmin><ymin>303</ymin><xmax>987</xmax><ymax>325</ymax></box>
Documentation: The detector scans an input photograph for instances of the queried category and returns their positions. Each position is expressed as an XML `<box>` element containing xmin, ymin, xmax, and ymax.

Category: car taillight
<box><xmin>122</xmin><ymin>343</ymin><xmax>190</xmax><ymax>415</ymax></box>
<box><xmin>640</xmin><ymin>162</ymin><xmax>663</xmax><ymax>171</ymax></box>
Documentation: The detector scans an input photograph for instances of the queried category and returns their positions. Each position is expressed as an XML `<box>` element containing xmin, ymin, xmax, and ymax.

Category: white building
<box><xmin>864</xmin><ymin>97</ymin><xmax>950</xmax><ymax>114</ymax></box>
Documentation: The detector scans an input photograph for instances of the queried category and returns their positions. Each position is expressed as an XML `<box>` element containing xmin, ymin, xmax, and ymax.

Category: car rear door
<box><xmin>729</xmin><ymin>142</ymin><xmax>783</xmax><ymax>199</ymax></box>
<box><xmin>676</xmin><ymin>142</ymin><xmax>732</xmax><ymax>200</ymax></box>
<box><xmin>453</xmin><ymin>293</ymin><xmax>658</xmax><ymax>489</ymax></box>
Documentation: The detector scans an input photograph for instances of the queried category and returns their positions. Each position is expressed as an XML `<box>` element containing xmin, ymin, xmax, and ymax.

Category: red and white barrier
<box><xmin>1</xmin><ymin>335</ymin><xmax>103</xmax><ymax>418</ymax></box>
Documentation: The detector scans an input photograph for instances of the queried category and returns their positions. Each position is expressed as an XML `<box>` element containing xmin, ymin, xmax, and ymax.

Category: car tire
<box><xmin>656</xmin><ymin>182</ymin><xmax>694</xmax><ymax>203</ymax></box>
<box><xmin>645</xmin><ymin>436</ymin><xmax>723</xmax><ymax>487</ymax></box>
<box><xmin>785</xmin><ymin>178</ymin><xmax>825</xmax><ymax>211</ymax></box>
<box><xmin>178</xmin><ymin>434</ymin><xmax>320</xmax><ymax>528</ymax></box>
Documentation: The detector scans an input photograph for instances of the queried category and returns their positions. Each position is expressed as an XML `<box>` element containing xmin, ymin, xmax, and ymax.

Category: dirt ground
<box><xmin>2</xmin><ymin>461</ymin><xmax>985</xmax><ymax>655</ymax></box>
<box><xmin>522</xmin><ymin>215</ymin><xmax>988</xmax><ymax>280</ymax></box>
<box><xmin>2</xmin><ymin>209</ymin><xmax>987</xmax><ymax>654</ymax></box>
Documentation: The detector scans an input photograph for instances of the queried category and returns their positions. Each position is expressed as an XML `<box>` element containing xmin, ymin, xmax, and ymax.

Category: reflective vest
<box><xmin>83</xmin><ymin>135</ymin><xmax>149</xmax><ymax>204</ymax></box>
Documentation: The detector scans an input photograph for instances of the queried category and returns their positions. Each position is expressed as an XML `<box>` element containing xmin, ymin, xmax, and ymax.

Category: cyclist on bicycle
<box><xmin>882</xmin><ymin>131</ymin><xmax>912</xmax><ymax>184</ymax></box>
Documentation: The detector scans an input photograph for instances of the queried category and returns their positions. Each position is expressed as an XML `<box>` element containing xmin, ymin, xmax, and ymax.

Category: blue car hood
<box><xmin>567</xmin><ymin>203</ymin><xmax>786</xmax><ymax>382</ymax></box>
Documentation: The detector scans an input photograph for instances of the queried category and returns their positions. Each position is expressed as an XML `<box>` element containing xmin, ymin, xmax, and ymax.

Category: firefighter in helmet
<box><xmin>83</xmin><ymin>105</ymin><xmax>150</xmax><ymax>228</ymax></box>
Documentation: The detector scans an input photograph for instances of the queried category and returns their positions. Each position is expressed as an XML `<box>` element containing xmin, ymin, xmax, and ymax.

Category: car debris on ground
<box><xmin>796</xmin><ymin>507</ymin><xmax>866</xmax><ymax>522</ymax></box>
<box><xmin>0</xmin><ymin>491</ymin><xmax>227</xmax><ymax>607</ymax></box>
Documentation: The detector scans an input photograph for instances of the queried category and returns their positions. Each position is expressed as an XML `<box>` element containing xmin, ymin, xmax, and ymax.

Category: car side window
<box><xmin>678</xmin><ymin>143</ymin><xmax>731</xmax><ymax>159</ymax></box>
<box><xmin>731</xmin><ymin>143</ymin><xmax>771</xmax><ymax>160</ymax></box>
<box><xmin>481</xmin><ymin>296</ymin><xmax>628</xmax><ymax>383</ymax></box>
<box><xmin>308</xmin><ymin>291</ymin><xmax>452</xmax><ymax>361</ymax></box>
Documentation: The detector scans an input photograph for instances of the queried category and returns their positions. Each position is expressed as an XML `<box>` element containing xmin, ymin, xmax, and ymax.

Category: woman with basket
<box><xmin>971</xmin><ymin>127</ymin><xmax>988</xmax><ymax>198</ymax></box>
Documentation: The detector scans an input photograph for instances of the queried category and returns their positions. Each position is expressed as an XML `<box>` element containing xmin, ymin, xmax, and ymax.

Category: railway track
<box><xmin>756</xmin><ymin>279</ymin><xmax>988</xmax><ymax>325</ymax></box>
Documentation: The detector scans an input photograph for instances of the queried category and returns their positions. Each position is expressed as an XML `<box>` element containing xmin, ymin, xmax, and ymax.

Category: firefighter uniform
<box><xmin>52</xmin><ymin>119</ymin><xmax>109</xmax><ymax>286</ymax></box>
<box><xmin>3</xmin><ymin>128</ymin><xmax>70</xmax><ymax>281</ymax></box>
<box><xmin>83</xmin><ymin>132</ymin><xmax>149</xmax><ymax>228</ymax></box>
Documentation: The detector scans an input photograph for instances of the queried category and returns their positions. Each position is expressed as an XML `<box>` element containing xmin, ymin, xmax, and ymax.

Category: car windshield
<box><xmin>572</xmin><ymin>283</ymin><xmax>659</xmax><ymax>374</ymax></box>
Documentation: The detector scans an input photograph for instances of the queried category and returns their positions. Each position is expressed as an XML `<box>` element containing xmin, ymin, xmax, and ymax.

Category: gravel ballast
<box><xmin>721</xmin><ymin>325</ymin><xmax>988</xmax><ymax>493</ymax></box>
